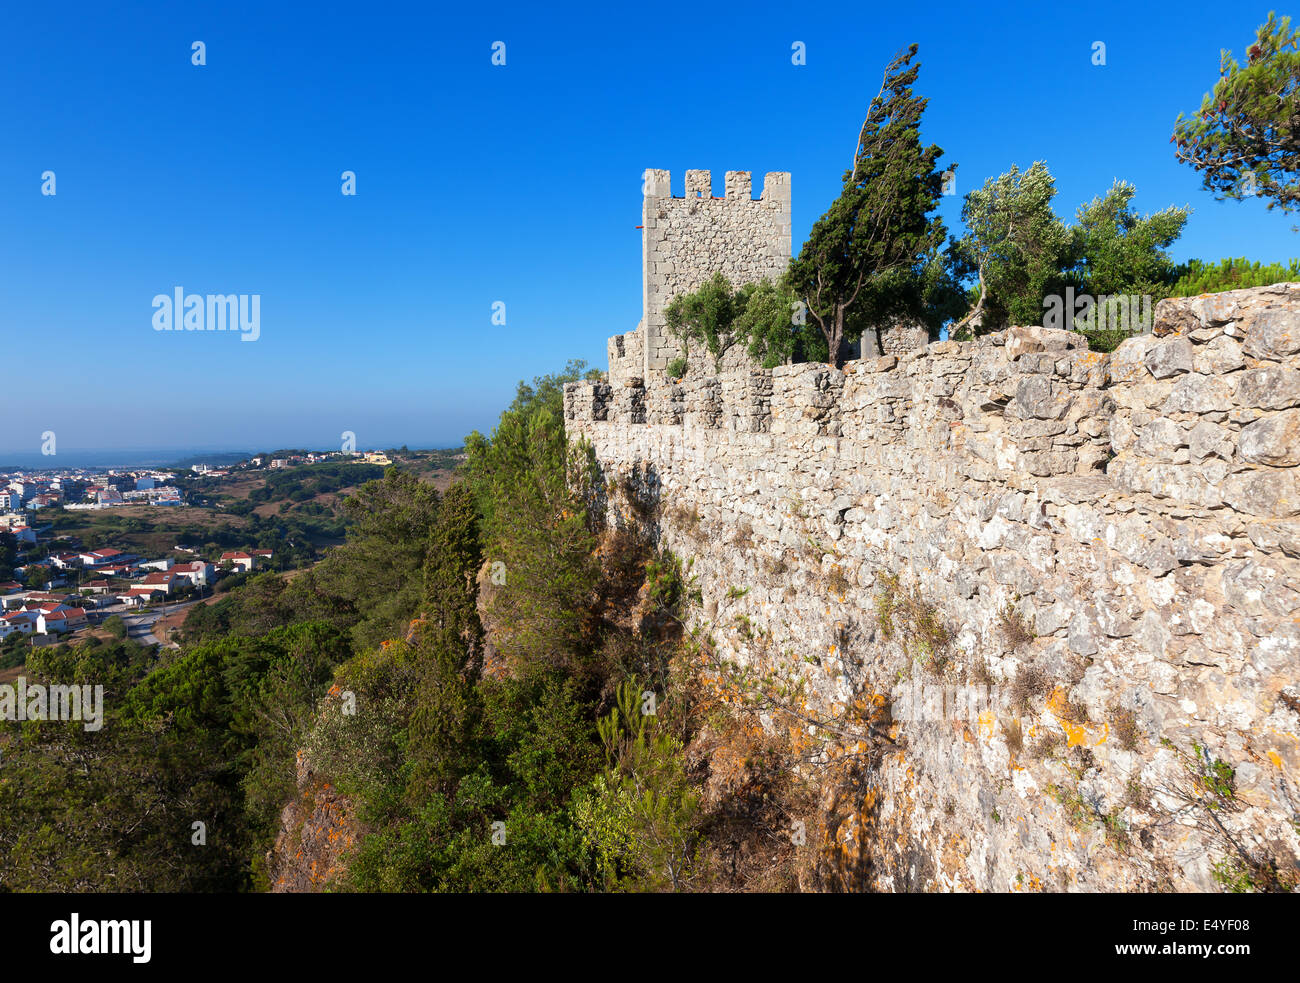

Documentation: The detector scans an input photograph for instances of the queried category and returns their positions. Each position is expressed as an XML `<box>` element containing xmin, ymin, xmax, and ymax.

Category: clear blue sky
<box><xmin>0</xmin><ymin>0</ymin><xmax>1290</xmax><ymax>458</ymax></box>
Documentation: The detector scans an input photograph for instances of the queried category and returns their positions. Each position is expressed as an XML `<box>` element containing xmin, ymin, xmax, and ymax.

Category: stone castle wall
<box><xmin>566</xmin><ymin>283</ymin><xmax>1300</xmax><ymax>892</ymax></box>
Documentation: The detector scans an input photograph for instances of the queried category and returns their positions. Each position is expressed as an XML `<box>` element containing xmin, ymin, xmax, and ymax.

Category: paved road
<box><xmin>115</xmin><ymin>597</ymin><xmax>205</xmax><ymax>647</ymax></box>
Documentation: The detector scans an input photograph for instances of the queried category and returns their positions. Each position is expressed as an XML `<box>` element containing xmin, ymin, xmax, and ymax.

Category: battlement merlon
<box><xmin>642</xmin><ymin>168</ymin><xmax>792</xmax><ymax>205</ymax></box>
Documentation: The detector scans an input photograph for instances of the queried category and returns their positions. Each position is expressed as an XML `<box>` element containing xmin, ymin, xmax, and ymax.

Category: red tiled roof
<box><xmin>44</xmin><ymin>608</ymin><xmax>86</xmax><ymax>620</ymax></box>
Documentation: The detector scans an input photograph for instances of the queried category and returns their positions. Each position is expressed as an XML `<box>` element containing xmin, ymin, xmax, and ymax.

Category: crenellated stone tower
<box><xmin>607</xmin><ymin>169</ymin><xmax>792</xmax><ymax>383</ymax></box>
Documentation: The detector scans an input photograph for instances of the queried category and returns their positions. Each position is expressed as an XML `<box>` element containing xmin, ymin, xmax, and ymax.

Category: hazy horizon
<box><xmin>0</xmin><ymin>441</ymin><xmax>464</xmax><ymax>471</ymax></box>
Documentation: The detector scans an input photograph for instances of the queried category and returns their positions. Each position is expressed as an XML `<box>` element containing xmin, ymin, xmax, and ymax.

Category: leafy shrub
<box><xmin>645</xmin><ymin>551</ymin><xmax>691</xmax><ymax>618</ymax></box>
<box><xmin>575</xmin><ymin>680</ymin><xmax>699</xmax><ymax>891</ymax></box>
<box><xmin>664</xmin><ymin>273</ymin><xmax>738</xmax><ymax>371</ymax></box>
<box><xmin>464</xmin><ymin>362</ymin><xmax>601</xmax><ymax>681</ymax></box>
<box><xmin>1194</xmin><ymin>744</ymin><xmax>1236</xmax><ymax>802</ymax></box>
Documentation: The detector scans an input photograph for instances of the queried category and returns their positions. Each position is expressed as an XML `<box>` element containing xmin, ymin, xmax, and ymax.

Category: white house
<box><xmin>220</xmin><ymin>551</ymin><xmax>255</xmax><ymax>573</ymax></box>
<box><xmin>170</xmin><ymin>560</ymin><xmax>215</xmax><ymax>587</ymax></box>
<box><xmin>1</xmin><ymin>610</ymin><xmax>38</xmax><ymax>636</ymax></box>
<box><xmin>37</xmin><ymin>607</ymin><xmax>88</xmax><ymax>634</ymax></box>
<box><xmin>79</xmin><ymin>548</ymin><xmax>125</xmax><ymax>567</ymax></box>
<box><xmin>136</xmin><ymin>571</ymin><xmax>179</xmax><ymax>594</ymax></box>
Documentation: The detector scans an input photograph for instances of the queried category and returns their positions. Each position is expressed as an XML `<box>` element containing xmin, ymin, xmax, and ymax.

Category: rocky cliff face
<box><xmin>267</xmin><ymin>748</ymin><xmax>363</xmax><ymax>893</ymax></box>
<box><xmin>565</xmin><ymin>284</ymin><xmax>1300</xmax><ymax>892</ymax></box>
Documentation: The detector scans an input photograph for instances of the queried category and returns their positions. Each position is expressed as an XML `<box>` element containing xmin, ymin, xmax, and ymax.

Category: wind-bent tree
<box><xmin>1055</xmin><ymin>181</ymin><xmax>1191</xmax><ymax>351</ymax></box>
<box><xmin>788</xmin><ymin>44</ymin><xmax>950</xmax><ymax>366</ymax></box>
<box><xmin>1173</xmin><ymin>12</ymin><xmax>1300</xmax><ymax>212</ymax></box>
<box><xmin>1068</xmin><ymin>181</ymin><xmax>1191</xmax><ymax>297</ymax></box>
<box><xmin>950</xmin><ymin>162</ymin><xmax>1071</xmax><ymax>336</ymax></box>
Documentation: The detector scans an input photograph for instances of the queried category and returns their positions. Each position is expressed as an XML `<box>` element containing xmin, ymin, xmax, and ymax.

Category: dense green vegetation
<box><xmin>0</xmin><ymin>627</ymin><xmax>352</xmax><ymax>890</ymax></box>
<box><xmin>305</xmin><ymin>361</ymin><xmax>698</xmax><ymax>890</ymax></box>
<box><xmin>706</xmin><ymin>16</ymin><xmax>1300</xmax><ymax>359</ymax></box>
<box><xmin>0</xmin><ymin>361</ymin><xmax>713</xmax><ymax>893</ymax></box>
<box><xmin>181</xmin><ymin>467</ymin><xmax>441</xmax><ymax>651</ymax></box>
<box><xmin>1169</xmin><ymin>257</ymin><xmax>1300</xmax><ymax>295</ymax></box>
<box><xmin>665</xmin><ymin>275</ymin><xmax>828</xmax><ymax>374</ymax></box>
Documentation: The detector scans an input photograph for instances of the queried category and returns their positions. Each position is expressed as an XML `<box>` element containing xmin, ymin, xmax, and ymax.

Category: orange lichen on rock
<box><xmin>269</xmin><ymin>771</ymin><xmax>365</xmax><ymax>893</ymax></box>
<box><xmin>1048</xmin><ymin>688</ymin><xmax>1104</xmax><ymax>747</ymax></box>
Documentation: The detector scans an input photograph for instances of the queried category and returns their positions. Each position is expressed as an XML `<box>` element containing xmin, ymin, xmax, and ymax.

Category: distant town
<box><xmin>0</xmin><ymin>447</ymin><xmax>398</xmax><ymax>647</ymax></box>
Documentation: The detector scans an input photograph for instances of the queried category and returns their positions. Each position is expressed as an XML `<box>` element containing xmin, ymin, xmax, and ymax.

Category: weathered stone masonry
<box><xmin>567</xmin><ymin>283</ymin><xmax>1300</xmax><ymax>891</ymax></box>
<box><xmin>607</xmin><ymin>169</ymin><xmax>792</xmax><ymax>384</ymax></box>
